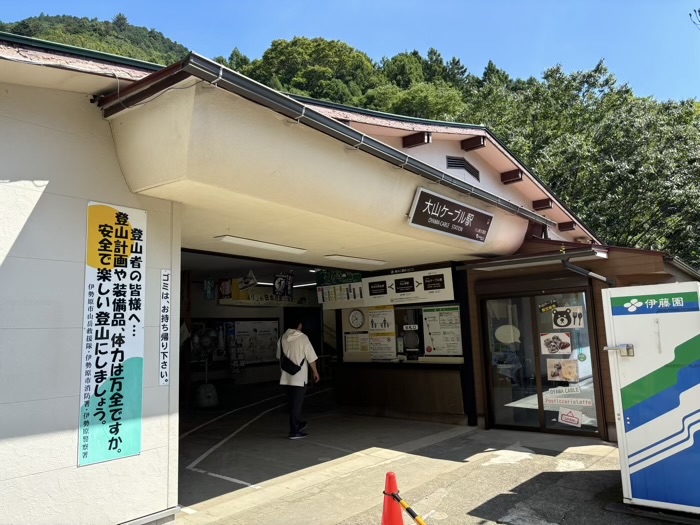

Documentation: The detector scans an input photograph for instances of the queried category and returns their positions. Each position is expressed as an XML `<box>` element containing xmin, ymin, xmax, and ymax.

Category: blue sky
<box><xmin>2</xmin><ymin>1</ymin><xmax>699</xmax><ymax>101</ymax></box>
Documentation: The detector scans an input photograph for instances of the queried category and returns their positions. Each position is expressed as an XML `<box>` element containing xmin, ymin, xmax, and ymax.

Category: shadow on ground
<box><xmin>177</xmin><ymin>384</ymin><xmax>677</xmax><ymax>525</ymax></box>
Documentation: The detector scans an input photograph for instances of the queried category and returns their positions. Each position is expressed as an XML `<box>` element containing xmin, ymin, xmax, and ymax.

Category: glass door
<box><xmin>484</xmin><ymin>291</ymin><xmax>600</xmax><ymax>434</ymax></box>
<box><xmin>485</xmin><ymin>297</ymin><xmax>539</xmax><ymax>428</ymax></box>
<box><xmin>536</xmin><ymin>292</ymin><xmax>598</xmax><ymax>433</ymax></box>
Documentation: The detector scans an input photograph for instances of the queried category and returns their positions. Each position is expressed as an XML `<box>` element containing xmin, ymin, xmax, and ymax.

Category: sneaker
<box><xmin>289</xmin><ymin>431</ymin><xmax>308</xmax><ymax>440</ymax></box>
<box><xmin>299</xmin><ymin>421</ymin><xmax>308</xmax><ymax>431</ymax></box>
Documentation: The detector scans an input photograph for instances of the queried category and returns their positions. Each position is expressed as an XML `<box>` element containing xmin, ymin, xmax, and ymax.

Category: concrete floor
<box><xmin>176</xmin><ymin>386</ymin><xmax>688</xmax><ymax>525</ymax></box>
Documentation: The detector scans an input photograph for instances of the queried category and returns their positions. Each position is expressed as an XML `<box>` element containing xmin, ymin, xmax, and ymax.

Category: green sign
<box><xmin>611</xmin><ymin>292</ymin><xmax>699</xmax><ymax>316</ymax></box>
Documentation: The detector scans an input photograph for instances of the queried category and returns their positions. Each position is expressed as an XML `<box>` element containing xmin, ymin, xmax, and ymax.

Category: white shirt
<box><xmin>276</xmin><ymin>329</ymin><xmax>318</xmax><ymax>387</ymax></box>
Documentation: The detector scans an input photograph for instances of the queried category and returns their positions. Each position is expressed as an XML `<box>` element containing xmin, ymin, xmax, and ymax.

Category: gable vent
<box><xmin>446</xmin><ymin>156</ymin><xmax>479</xmax><ymax>181</ymax></box>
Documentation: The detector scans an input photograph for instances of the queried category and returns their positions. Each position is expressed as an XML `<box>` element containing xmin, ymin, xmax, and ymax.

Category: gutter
<box><xmin>457</xmin><ymin>247</ymin><xmax>614</xmax><ymax>284</ymax></box>
<box><xmin>289</xmin><ymin>94</ymin><xmax>600</xmax><ymax>243</ymax></box>
<box><xmin>100</xmin><ymin>52</ymin><xmax>556</xmax><ymax>229</ymax></box>
<box><xmin>0</xmin><ymin>31</ymin><xmax>163</xmax><ymax>71</ymax></box>
<box><xmin>665</xmin><ymin>256</ymin><xmax>700</xmax><ymax>281</ymax></box>
<box><xmin>457</xmin><ymin>248</ymin><xmax>606</xmax><ymax>271</ymax></box>
<box><xmin>562</xmin><ymin>259</ymin><xmax>614</xmax><ymax>286</ymax></box>
<box><xmin>290</xmin><ymin>94</ymin><xmax>488</xmax><ymax>133</ymax></box>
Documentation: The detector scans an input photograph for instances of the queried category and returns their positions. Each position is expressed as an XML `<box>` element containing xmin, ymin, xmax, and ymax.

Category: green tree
<box><xmin>361</xmin><ymin>84</ymin><xmax>403</xmax><ymax>112</ymax></box>
<box><xmin>112</xmin><ymin>13</ymin><xmax>128</xmax><ymax>32</ymax></box>
<box><xmin>393</xmin><ymin>82</ymin><xmax>466</xmax><ymax>121</ymax></box>
<box><xmin>228</xmin><ymin>47</ymin><xmax>250</xmax><ymax>71</ymax></box>
<box><xmin>244</xmin><ymin>37</ymin><xmax>377</xmax><ymax>101</ymax></box>
<box><xmin>380</xmin><ymin>52</ymin><xmax>424</xmax><ymax>89</ymax></box>
<box><xmin>0</xmin><ymin>14</ymin><xmax>189</xmax><ymax>64</ymax></box>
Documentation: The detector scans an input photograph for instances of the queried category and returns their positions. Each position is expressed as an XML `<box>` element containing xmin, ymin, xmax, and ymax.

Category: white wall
<box><xmin>379</xmin><ymin>135</ymin><xmax>532</xmax><ymax>209</ymax></box>
<box><xmin>0</xmin><ymin>81</ymin><xmax>180</xmax><ymax>524</ymax></box>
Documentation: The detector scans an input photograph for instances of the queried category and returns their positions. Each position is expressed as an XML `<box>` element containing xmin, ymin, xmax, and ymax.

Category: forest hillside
<box><xmin>2</xmin><ymin>13</ymin><xmax>698</xmax><ymax>266</ymax></box>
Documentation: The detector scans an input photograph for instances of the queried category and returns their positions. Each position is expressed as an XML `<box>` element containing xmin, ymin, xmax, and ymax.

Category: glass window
<box><xmin>535</xmin><ymin>292</ymin><xmax>598</xmax><ymax>433</ymax></box>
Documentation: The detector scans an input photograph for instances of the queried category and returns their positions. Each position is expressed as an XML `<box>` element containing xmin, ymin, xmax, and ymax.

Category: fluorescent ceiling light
<box><xmin>216</xmin><ymin>235</ymin><xmax>306</xmax><ymax>255</ymax></box>
<box><xmin>252</xmin><ymin>281</ymin><xmax>315</xmax><ymax>288</ymax></box>
<box><xmin>308</xmin><ymin>269</ymin><xmax>317</xmax><ymax>273</ymax></box>
<box><xmin>324</xmin><ymin>254</ymin><xmax>386</xmax><ymax>266</ymax></box>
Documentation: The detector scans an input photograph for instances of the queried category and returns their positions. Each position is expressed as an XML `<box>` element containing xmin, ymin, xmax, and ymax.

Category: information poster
<box><xmin>316</xmin><ymin>269</ymin><xmax>365</xmax><ymax>310</ymax></box>
<box><xmin>368</xmin><ymin>306</ymin><xmax>396</xmax><ymax>359</ymax></box>
<box><xmin>220</xmin><ymin>286</ymin><xmax>318</xmax><ymax>307</ymax></box>
<box><xmin>79</xmin><ymin>203</ymin><xmax>146</xmax><ymax>467</ymax></box>
<box><xmin>317</xmin><ymin>282</ymin><xmax>365</xmax><ymax>310</ymax></box>
<box><xmin>344</xmin><ymin>331</ymin><xmax>370</xmax><ymax>353</ymax></box>
<box><xmin>234</xmin><ymin>320</ymin><xmax>279</xmax><ymax>363</ymax></box>
<box><xmin>363</xmin><ymin>267</ymin><xmax>454</xmax><ymax>306</ymax></box>
<box><xmin>422</xmin><ymin>306</ymin><xmax>462</xmax><ymax>356</ymax></box>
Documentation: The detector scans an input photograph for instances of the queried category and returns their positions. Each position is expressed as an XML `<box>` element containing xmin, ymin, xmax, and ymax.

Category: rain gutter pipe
<box><xmin>102</xmin><ymin>53</ymin><xmax>556</xmax><ymax>229</ymax></box>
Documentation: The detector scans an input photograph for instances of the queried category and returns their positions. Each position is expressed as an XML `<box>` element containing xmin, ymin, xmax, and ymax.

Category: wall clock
<box><xmin>349</xmin><ymin>309</ymin><xmax>365</xmax><ymax>329</ymax></box>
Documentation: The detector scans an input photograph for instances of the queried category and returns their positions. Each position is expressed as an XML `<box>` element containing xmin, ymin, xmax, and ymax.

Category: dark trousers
<box><xmin>284</xmin><ymin>385</ymin><xmax>307</xmax><ymax>436</ymax></box>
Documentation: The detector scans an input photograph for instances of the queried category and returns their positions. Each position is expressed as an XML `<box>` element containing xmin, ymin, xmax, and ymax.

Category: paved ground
<box><xmin>175</xmin><ymin>386</ymin><xmax>683</xmax><ymax>525</ymax></box>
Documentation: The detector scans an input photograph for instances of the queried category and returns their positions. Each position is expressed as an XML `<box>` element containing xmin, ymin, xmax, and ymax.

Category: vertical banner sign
<box><xmin>159</xmin><ymin>270</ymin><xmax>171</xmax><ymax>386</ymax></box>
<box><xmin>78</xmin><ymin>202</ymin><xmax>147</xmax><ymax>467</ymax></box>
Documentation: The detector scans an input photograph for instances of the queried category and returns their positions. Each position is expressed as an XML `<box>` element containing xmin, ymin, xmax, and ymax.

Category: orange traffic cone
<box><xmin>381</xmin><ymin>471</ymin><xmax>403</xmax><ymax>525</ymax></box>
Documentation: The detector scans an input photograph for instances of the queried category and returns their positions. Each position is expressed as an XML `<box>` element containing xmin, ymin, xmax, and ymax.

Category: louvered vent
<box><xmin>446</xmin><ymin>156</ymin><xmax>479</xmax><ymax>181</ymax></box>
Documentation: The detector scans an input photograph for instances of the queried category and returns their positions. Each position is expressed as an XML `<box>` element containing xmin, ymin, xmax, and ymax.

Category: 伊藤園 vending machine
<box><xmin>603</xmin><ymin>282</ymin><xmax>700</xmax><ymax>514</ymax></box>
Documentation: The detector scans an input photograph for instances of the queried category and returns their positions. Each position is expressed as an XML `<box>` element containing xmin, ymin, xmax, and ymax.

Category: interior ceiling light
<box><xmin>324</xmin><ymin>254</ymin><xmax>386</xmax><ymax>266</ymax></box>
<box><xmin>294</xmin><ymin>282</ymin><xmax>317</xmax><ymax>288</ymax></box>
<box><xmin>256</xmin><ymin>281</ymin><xmax>314</xmax><ymax>288</ymax></box>
<box><xmin>215</xmin><ymin>235</ymin><xmax>306</xmax><ymax>255</ymax></box>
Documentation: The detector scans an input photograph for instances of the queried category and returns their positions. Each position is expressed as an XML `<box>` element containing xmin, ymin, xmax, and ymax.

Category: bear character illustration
<box><xmin>553</xmin><ymin>309</ymin><xmax>572</xmax><ymax>328</ymax></box>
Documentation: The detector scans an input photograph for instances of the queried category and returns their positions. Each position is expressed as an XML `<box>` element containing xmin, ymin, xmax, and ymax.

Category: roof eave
<box><xmin>457</xmin><ymin>247</ymin><xmax>608</xmax><ymax>271</ymax></box>
<box><xmin>99</xmin><ymin>52</ymin><xmax>595</xmax><ymax>231</ymax></box>
<box><xmin>290</xmin><ymin>95</ymin><xmax>600</xmax><ymax>244</ymax></box>
<box><xmin>664</xmin><ymin>256</ymin><xmax>700</xmax><ymax>281</ymax></box>
<box><xmin>0</xmin><ymin>31</ymin><xmax>163</xmax><ymax>71</ymax></box>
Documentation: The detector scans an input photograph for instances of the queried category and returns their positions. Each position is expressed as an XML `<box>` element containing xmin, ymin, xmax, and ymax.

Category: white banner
<box><xmin>79</xmin><ymin>202</ymin><xmax>146</xmax><ymax>466</ymax></box>
<box><xmin>159</xmin><ymin>270</ymin><xmax>171</xmax><ymax>386</ymax></box>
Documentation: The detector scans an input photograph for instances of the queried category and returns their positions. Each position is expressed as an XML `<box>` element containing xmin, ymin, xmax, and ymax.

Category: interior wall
<box><xmin>187</xmin><ymin>280</ymin><xmax>284</xmax><ymax>385</ymax></box>
<box><xmin>0</xmin><ymin>81</ymin><xmax>179</xmax><ymax>524</ymax></box>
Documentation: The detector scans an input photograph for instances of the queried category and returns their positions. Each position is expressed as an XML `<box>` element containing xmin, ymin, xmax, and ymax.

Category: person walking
<box><xmin>277</xmin><ymin>316</ymin><xmax>320</xmax><ymax>439</ymax></box>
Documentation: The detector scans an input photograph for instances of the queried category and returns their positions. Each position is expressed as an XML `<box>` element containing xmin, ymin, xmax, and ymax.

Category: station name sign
<box><xmin>408</xmin><ymin>188</ymin><xmax>493</xmax><ymax>243</ymax></box>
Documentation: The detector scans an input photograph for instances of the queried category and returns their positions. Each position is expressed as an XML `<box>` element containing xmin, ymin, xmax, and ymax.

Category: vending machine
<box><xmin>603</xmin><ymin>282</ymin><xmax>700</xmax><ymax>513</ymax></box>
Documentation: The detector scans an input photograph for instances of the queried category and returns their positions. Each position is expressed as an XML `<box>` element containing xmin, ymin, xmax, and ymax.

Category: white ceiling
<box><xmin>181</xmin><ymin>250</ymin><xmax>319</xmax><ymax>285</ymax></box>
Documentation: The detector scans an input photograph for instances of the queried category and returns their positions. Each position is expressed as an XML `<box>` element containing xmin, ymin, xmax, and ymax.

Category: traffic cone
<box><xmin>381</xmin><ymin>471</ymin><xmax>403</xmax><ymax>525</ymax></box>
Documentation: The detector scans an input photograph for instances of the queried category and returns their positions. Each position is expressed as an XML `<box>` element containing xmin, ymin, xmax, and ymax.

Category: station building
<box><xmin>1</xmin><ymin>33</ymin><xmax>697</xmax><ymax>524</ymax></box>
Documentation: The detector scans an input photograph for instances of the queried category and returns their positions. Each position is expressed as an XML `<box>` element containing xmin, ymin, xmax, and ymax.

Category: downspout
<box><xmin>562</xmin><ymin>259</ymin><xmax>614</xmax><ymax>286</ymax></box>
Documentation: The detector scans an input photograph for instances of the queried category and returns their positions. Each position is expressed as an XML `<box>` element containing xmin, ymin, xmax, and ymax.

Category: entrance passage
<box><xmin>484</xmin><ymin>291</ymin><xmax>600</xmax><ymax>435</ymax></box>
